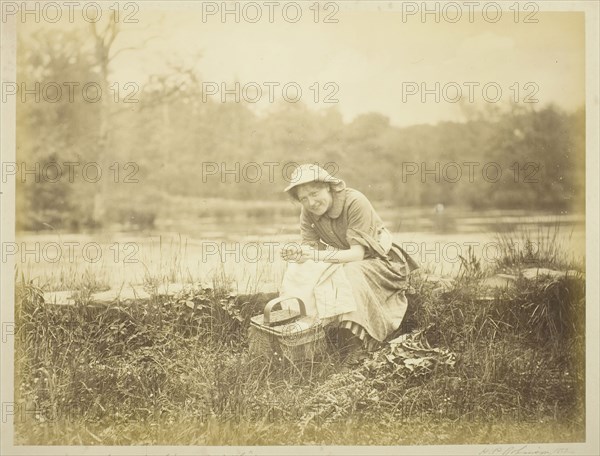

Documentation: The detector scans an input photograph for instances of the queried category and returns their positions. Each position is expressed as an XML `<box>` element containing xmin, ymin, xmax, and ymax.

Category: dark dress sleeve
<box><xmin>300</xmin><ymin>209</ymin><xmax>325</xmax><ymax>250</ymax></box>
<box><xmin>345</xmin><ymin>192</ymin><xmax>387</xmax><ymax>257</ymax></box>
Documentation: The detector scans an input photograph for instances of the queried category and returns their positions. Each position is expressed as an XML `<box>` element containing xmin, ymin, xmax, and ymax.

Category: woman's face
<box><xmin>296</xmin><ymin>182</ymin><xmax>333</xmax><ymax>216</ymax></box>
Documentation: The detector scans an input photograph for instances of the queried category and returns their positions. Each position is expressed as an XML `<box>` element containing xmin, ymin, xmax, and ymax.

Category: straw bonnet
<box><xmin>283</xmin><ymin>164</ymin><xmax>346</xmax><ymax>195</ymax></box>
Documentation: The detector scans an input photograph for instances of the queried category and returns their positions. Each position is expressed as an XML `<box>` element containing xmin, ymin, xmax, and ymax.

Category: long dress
<box><xmin>280</xmin><ymin>186</ymin><xmax>418</xmax><ymax>349</ymax></box>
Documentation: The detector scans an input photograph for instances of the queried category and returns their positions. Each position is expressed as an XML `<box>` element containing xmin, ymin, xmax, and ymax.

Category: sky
<box><xmin>18</xmin><ymin>2</ymin><xmax>586</xmax><ymax>126</ymax></box>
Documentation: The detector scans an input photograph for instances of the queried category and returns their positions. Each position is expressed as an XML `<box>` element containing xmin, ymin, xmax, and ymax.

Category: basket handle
<box><xmin>263</xmin><ymin>296</ymin><xmax>306</xmax><ymax>326</ymax></box>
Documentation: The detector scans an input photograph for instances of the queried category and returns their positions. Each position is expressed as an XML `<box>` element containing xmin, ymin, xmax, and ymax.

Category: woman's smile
<box><xmin>307</xmin><ymin>198</ymin><xmax>330</xmax><ymax>215</ymax></box>
<box><xmin>296</xmin><ymin>183</ymin><xmax>333</xmax><ymax>216</ymax></box>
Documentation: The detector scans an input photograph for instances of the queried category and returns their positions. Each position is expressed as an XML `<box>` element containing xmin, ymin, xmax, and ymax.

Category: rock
<box><xmin>479</xmin><ymin>274</ymin><xmax>517</xmax><ymax>289</ymax></box>
<box><xmin>521</xmin><ymin>268</ymin><xmax>583</xmax><ymax>280</ymax></box>
<box><xmin>120</xmin><ymin>285</ymin><xmax>152</xmax><ymax>300</ymax></box>
<box><xmin>90</xmin><ymin>285</ymin><xmax>152</xmax><ymax>304</ymax></box>
<box><xmin>156</xmin><ymin>282</ymin><xmax>191</xmax><ymax>296</ymax></box>
<box><xmin>420</xmin><ymin>274</ymin><xmax>455</xmax><ymax>295</ymax></box>
<box><xmin>88</xmin><ymin>289</ymin><xmax>122</xmax><ymax>303</ymax></box>
<box><xmin>44</xmin><ymin>284</ymin><xmax>152</xmax><ymax>306</ymax></box>
<box><xmin>41</xmin><ymin>282</ymin><xmax>208</xmax><ymax>306</ymax></box>
<box><xmin>472</xmin><ymin>274</ymin><xmax>518</xmax><ymax>302</ymax></box>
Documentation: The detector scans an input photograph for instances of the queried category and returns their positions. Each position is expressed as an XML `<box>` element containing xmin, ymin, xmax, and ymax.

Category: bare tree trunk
<box><xmin>89</xmin><ymin>16</ymin><xmax>119</xmax><ymax>225</ymax></box>
<box><xmin>162</xmin><ymin>101</ymin><xmax>171</xmax><ymax>162</ymax></box>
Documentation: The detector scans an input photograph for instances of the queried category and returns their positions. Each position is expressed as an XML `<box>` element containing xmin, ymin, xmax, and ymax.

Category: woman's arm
<box><xmin>316</xmin><ymin>245</ymin><xmax>365</xmax><ymax>263</ymax></box>
<box><xmin>296</xmin><ymin>244</ymin><xmax>366</xmax><ymax>264</ymax></box>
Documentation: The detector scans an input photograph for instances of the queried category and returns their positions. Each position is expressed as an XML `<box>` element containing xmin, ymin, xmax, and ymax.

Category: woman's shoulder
<box><xmin>344</xmin><ymin>188</ymin><xmax>374</xmax><ymax>208</ymax></box>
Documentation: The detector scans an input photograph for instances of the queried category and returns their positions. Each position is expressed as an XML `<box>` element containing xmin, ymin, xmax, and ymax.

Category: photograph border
<box><xmin>1</xmin><ymin>1</ymin><xmax>598</xmax><ymax>454</ymax></box>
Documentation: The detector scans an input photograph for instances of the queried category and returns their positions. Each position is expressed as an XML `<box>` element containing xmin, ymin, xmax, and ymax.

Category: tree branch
<box><xmin>105</xmin><ymin>21</ymin><xmax>119</xmax><ymax>51</ymax></box>
<box><xmin>108</xmin><ymin>35</ymin><xmax>160</xmax><ymax>62</ymax></box>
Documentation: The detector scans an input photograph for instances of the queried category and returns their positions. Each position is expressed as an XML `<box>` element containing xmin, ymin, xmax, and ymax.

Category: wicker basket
<box><xmin>248</xmin><ymin>296</ymin><xmax>326</xmax><ymax>362</ymax></box>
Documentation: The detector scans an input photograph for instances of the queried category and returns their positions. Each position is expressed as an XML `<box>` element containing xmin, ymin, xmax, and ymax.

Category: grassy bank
<box><xmin>13</xmin><ymin>237</ymin><xmax>585</xmax><ymax>446</ymax></box>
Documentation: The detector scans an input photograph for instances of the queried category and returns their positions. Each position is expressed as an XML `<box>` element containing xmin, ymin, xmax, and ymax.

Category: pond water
<box><xmin>13</xmin><ymin>211</ymin><xmax>585</xmax><ymax>293</ymax></box>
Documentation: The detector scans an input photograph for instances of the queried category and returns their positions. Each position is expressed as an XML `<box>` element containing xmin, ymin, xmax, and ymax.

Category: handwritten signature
<box><xmin>479</xmin><ymin>445</ymin><xmax>573</xmax><ymax>456</ymax></box>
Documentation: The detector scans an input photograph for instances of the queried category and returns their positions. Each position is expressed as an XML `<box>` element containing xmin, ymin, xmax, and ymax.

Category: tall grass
<box><xmin>494</xmin><ymin>222</ymin><xmax>580</xmax><ymax>270</ymax></box>
<box><xmin>13</xmin><ymin>227</ymin><xmax>586</xmax><ymax>445</ymax></box>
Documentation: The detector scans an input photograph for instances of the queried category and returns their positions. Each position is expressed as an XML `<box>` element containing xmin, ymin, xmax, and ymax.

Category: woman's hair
<box><xmin>288</xmin><ymin>181</ymin><xmax>330</xmax><ymax>201</ymax></box>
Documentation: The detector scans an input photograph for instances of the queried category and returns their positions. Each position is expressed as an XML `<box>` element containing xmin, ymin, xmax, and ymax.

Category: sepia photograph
<box><xmin>1</xmin><ymin>1</ymin><xmax>598</xmax><ymax>454</ymax></box>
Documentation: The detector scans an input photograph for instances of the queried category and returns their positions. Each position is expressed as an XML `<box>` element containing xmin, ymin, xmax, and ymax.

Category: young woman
<box><xmin>280</xmin><ymin>164</ymin><xmax>418</xmax><ymax>363</ymax></box>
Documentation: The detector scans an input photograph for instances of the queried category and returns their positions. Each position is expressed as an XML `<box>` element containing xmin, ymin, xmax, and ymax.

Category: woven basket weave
<box><xmin>249</xmin><ymin>296</ymin><xmax>326</xmax><ymax>362</ymax></box>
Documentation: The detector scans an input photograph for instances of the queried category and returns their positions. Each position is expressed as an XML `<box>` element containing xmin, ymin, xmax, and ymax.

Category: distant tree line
<box><xmin>15</xmin><ymin>25</ymin><xmax>585</xmax><ymax>231</ymax></box>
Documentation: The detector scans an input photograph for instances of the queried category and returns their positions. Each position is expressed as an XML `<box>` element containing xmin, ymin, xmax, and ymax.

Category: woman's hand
<box><xmin>281</xmin><ymin>245</ymin><xmax>317</xmax><ymax>263</ymax></box>
<box><xmin>281</xmin><ymin>244</ymin><xmax>366</xmax><ymax>264</ymax></box>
